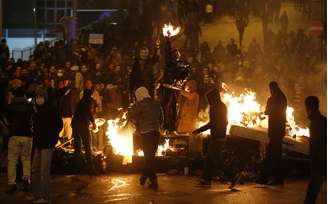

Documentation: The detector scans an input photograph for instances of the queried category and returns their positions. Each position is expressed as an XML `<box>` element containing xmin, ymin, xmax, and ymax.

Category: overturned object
<box><xmin>229</xmin><ymin>125</ymin><xmax>309</xmax><ymax>155</ymax></box>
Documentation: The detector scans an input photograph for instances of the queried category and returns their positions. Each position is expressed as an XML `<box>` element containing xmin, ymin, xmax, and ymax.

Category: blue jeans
<box><xmin>31</xmin><ymin>148</ymin><xmax>53</xmax><ymax>199</ymax></box>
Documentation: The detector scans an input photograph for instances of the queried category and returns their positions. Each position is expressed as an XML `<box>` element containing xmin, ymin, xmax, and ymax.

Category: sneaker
<box><xmin>33</xmin><ymin>198</ymin><xmax>51</xmax><ymax>204</ymax></box>
<box><xmin>139</xmin><ymin>176</ymin><xmax>147</xmax><ymax>186</ymax></box>
<box><xmin>5</xmin><ymin>184</ymin><xmax>17</xmax><ymax>194</ymax></box>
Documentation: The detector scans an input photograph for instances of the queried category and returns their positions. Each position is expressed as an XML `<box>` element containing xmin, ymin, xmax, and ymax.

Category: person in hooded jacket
<box><xmin>6</xmin><ymin>87</ymin><xmax>34</xmax><ymax>193</ymax></box>
<box><xmin>259</xmin><ymin>81</ymin><xmax>287</xmax><ymax>185</ymax></box>
<box><xmin>192</xmin><ymin>88</ymin><xmax>228</xmax><ymax>186</ymax></box>
<box><xmin>71</xmin><ymin>89</ymin><xmax>96</xmax><ymax>170</ymax></box>
<box><xmin>128</xmin><ymin>87</ymin><xmax>164</xmax><ymax>189</ymax></box>
<box><xmin>29</xmin><ymin>88</ymin><xmax>63</xmax><ymax>203</ymax></box>
<box><xmin>303</xmin><ymin>96</ymin><xmax>327</xmax><ymax>204</ymax></box>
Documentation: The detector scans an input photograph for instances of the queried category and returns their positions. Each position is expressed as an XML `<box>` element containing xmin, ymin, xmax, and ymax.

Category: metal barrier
<box><xmin>10</xmin><ymin>39</ymin><xmax>58</xmax><ymax>61</ymax></box>
<box><xmin>11</xmin><ymin>47</ymin><xmax>35</xmax><ymax>61</ymax></box>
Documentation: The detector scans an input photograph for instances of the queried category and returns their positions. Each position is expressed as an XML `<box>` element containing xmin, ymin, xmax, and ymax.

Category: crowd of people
<box><xmin>0</xmin><ymin>3</ymin><xmax>326</xmax><ymax>203</ymax></box>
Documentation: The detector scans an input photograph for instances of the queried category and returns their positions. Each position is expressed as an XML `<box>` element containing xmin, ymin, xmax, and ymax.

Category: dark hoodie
<box><xmin>308</xmin><ymin>111</ymin><xmax>327</xmax><ymax>168</ymax></box>
<box><xmin>7</xmin><ymin>95</ymin><xmax>34</xmax><ymax>137</ymax></box>
<box><xmin>265</xmin><ymin>83</ymin><xmax>287</xmax><ymax>139</ymax></box>
<box><xmin>32</xmin><ymin>103</ymin><xmax>63</xmax><ymax>148</ymax></box>
<box><xmin>195</xmin><ymin>88</ymin><xmax>228</xmax><ymax>139</ymax></box>
<box><xmin>58</xmin><ymin>86</ymin><xmax>75</xmax><ymax>118</ymax></box>
<box><xmin>72</xmin><ymin>89</ymin><xmax>95</xmax><ymax>125</ymax></box>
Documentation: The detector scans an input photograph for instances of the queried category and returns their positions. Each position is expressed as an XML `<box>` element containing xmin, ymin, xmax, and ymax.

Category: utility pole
<box><xmin>0</xmin><ymin>0</ymin><xmax>3</xmax><ymax>39</ymax></box>
<box><xmin>33</xmin><ymin>0</ymin><xmax>37</xmax><ymax>45</ymax></box>
<box><xmin>71</xmin><ymin>0</ymin><xmax>77</xmax><ymax>57</ymax></box>
<box><xmin>72</xmin><ymin>0</ymin><xmax>77</xmax><ymax>18</ymax></box>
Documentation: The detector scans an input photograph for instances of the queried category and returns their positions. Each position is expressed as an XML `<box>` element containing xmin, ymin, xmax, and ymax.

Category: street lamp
<box><xmin>33</xmin><ymin>1</ymin><xmax>37</xmax><ymax>46</ymax></box>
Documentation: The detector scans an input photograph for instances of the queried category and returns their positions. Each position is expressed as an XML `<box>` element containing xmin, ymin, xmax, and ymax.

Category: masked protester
<box><xmin>192</xmin><ymin>88</ymin><xmax>228</xmax><ymax>186</ymax></box>
<box><xmin>6</xmin><ymin>87</ymin><xmax>34</xmax><ymax>193</ymax></box>
<box><xmin>28</xmin><ymin>88</ymin><xmax>63</xmax><ymax>203</ymax></box>
<box><xmin>71</xmin><ymin>89</ymin><xmax>96</xmax><ymax>172</ymax></box>
<box><xmin>304</xmin><ymin>96</ymin><xmax>327</xmax><ymax>204</ymax></box>
<box><xmin>129</xmin><ymin>45</ymin><xmax>160</xmax><ymax>98</ymax></box>
<box><xmin>128</xmin><ymin>87</ymin><xmax>164</xmax><ymax>189</ymax></box>
<box><xmin>161</xmin><ymin>37</ymin><xmax>191</xmax><ymax>132</ymax></box>
<box><xmin>259</xmin><ymin>81</ymin><xmax>287</xmax><ymax>185</ymax></box>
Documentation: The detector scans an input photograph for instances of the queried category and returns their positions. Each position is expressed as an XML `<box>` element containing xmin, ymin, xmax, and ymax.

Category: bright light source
<box><xmin>162</xmin><ymin>23</ymin><xmax>181</xmax><ymax>37</ymax></box>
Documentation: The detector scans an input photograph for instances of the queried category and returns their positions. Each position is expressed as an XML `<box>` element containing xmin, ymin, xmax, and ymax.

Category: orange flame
<box><xmin>162</xmin><ymin>23</ymin><xmax>181</xmax><ymax>37</ymax></box>
<box><xmin>197</xmin><ymin>83</ymin><xmax>309</xmax><ymax>137</ymax></box>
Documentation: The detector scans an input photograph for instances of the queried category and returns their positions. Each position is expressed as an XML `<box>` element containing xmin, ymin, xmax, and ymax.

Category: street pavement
<box><xmin>0</xmin><ymin>174</ymin><xmax>326</xmax><ymax>204</ymax></box>
<box><xmin>174</xmin><ymin>2</ymin><xmax>311</xmax><ymax>50</ymax></box>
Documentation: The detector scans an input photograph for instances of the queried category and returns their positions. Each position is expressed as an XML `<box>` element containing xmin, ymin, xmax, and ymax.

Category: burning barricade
<box><xmin>53</xmin><ymin>82</ymin><xmax>310</xmax><ymax>179</ymax></box>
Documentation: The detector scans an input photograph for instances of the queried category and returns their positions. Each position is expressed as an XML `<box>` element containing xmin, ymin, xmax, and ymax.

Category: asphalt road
<box><xmin>0</xmin><ymin>174</ymin><xmax>326</xmax><ymax>204</ymax></box>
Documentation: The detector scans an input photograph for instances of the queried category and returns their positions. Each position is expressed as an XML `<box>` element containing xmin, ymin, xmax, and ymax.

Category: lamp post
<box><xmin>33</xmin><ymin>0</ymin><xmax>37</xmax><ymax>45</ymax></box>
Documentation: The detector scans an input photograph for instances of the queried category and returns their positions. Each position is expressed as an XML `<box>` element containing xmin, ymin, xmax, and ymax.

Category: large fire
<box><xmin>105</xmin><ymin>83</ymin><xmax>309</xmax><ymax>164</ymax></box>
<box><xmin>286</xmin><ymin>107</ymin><xmax>310</xmax><ymax>137</ymax></box>
<box><xmin>198</xmin><ymin>83</ymin><xmax>309</xmax><ymax>137</ymax></box>
<box><xmin>105</xmin><ymin>112</ymin><xmax>173</xmax><ymax>164</ymax></box>
<box><xmin>136</xmin><ymin>139</ymin><xmax>172</xmax><ymax>157</ymax></box>
<box><xmin>105</xmin><ymin>113</ymin><xmax>134</xmax><ymax>164</ymax></box>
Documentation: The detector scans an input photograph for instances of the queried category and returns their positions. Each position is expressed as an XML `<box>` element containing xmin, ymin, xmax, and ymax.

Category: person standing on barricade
<box><xmin>71</xmin><ymin>89</ymin><xmax>96</xmax><ymax>173</ymax></box>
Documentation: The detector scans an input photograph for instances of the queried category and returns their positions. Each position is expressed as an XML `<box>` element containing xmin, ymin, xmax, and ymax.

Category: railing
<box><xmin>10</xmin><ymin>38</ymin><xmax>58</xmax><ymax>61</ymax></box>
<box><xmin>11</xmin><ymin>47</ymin><xmax>35</xmax><ymax>61</ymax></box>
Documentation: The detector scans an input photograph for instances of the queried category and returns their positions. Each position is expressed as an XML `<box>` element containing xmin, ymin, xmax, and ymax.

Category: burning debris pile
<box><xmin>198</xmin><ymin>83</ymin><xmax>310</xmax><ymax>138</ymax></box>
<box><xmin>105</xmin><ymin>113</ymin><xmax>134</xmax><ymax>165</ymax></box>
<box><xmin>102</xmin><ymin>82</ymin><xmax>310</xmax><ymax>167</ymax></box>
<box><xmin>52</xmin><ymin>82</ymin><xmax>310</xmax><ymax>176</ymax></box>
<box><xmin>104</xmin><ymin>112</ymin><xmax>179</xmax><ymax>165</ymax></box>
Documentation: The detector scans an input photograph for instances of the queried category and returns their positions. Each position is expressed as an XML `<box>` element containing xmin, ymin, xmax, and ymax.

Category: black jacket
<box><xmin>72</xmin><ymin>95</ymin><xmax>95</xmax><ymax>125</ymax></box>
<box><xmin>308</xmin><ymin>112</ymin><xmax>327</xmax><ymax>170</ymax></box>
<box><xmin>265</xmin><ymin>91</ymin><xmax>287</xmax><ymax>139</ymax></box>
<box><xmin>58</xmin><ymin>87</ymin><xmax>75</xmax><ymax>118</ymax></box>
<box><xmin>130</xmin><ymin>59</ymin><xmax>155</xmax><ymax>94</ymax></box>
<box><xmin>0</xmin><ymin>45</ymin><xmax>9</xmax><ymax>65</ymax></box>
<box><xmin>7</xmin><ymin>98</ymin><xmax>34</xmax><ymax>137</ymax></box>
<box><xmin>196</xmin><ymin>101</ymin><xmax>228</xmax><ymax>139</ymax></box>
<box><xmin>164</xmin><ymin>39</ymin><xmax>191</xmax><ymax>85</ymax></box>
<box><xmin>32</xmin><ymin>103</ymin><xmax>63</xmax><ymax>148</ymax></box>
<box><xmin>129</xmin><ymin>45</ymin><xmax>159</xmax><ymax>94</ymax></box>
